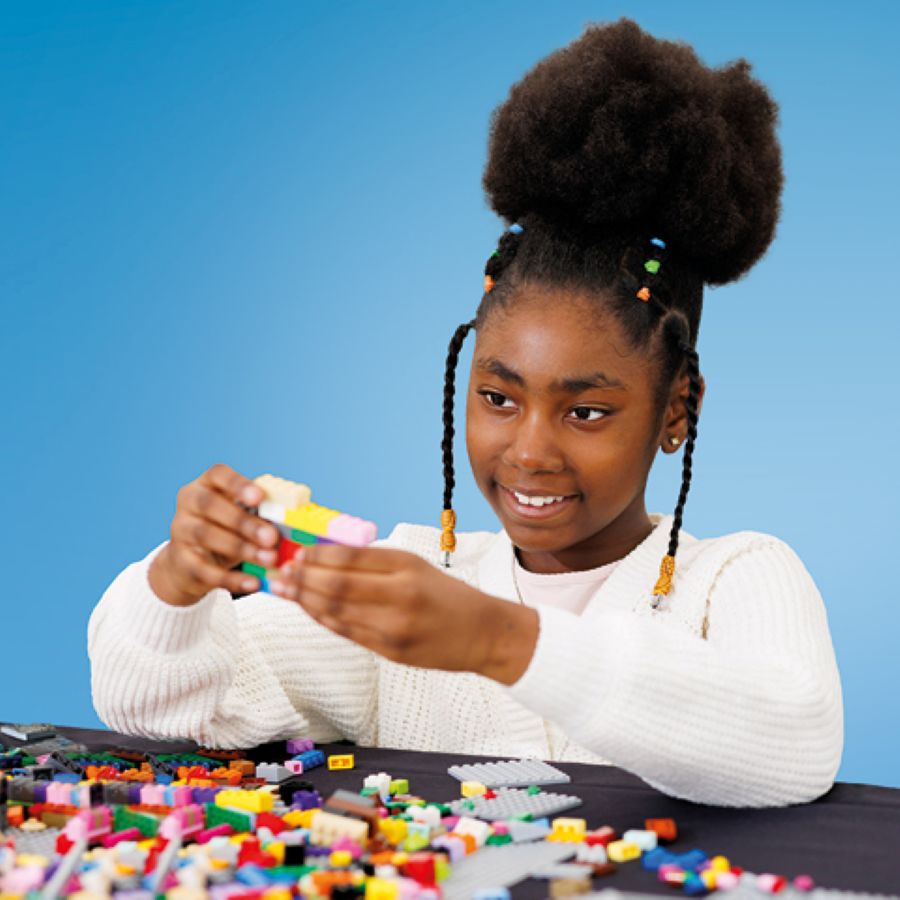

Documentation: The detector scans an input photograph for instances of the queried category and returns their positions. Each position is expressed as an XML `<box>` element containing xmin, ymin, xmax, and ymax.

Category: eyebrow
<box><xmin>475</xmin><ymin>356</ymin><xmax>628</xmax><ymax>392</ymax></box>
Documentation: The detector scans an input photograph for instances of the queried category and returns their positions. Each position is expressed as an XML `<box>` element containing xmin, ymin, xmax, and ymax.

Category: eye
<box><xmin>569</xmin><ymin>406</ymin><xmax>608</xmax><ymax>422</ymax></box>
<box><xmin>478</xmin><ymin>390</ymin><xmax>515</xmax><ymax>409</ymax></box>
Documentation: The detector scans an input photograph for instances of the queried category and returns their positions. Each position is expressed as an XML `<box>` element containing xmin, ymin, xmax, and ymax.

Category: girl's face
<box><xmin>465</xmin><ymin>289</ymin><xmax>692</xmax><ymax>573</ymax></box>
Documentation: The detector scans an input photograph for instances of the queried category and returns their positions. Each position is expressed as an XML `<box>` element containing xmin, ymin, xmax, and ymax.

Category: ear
<box><xmin>660</xmin><ymin>369</ymin><xmax>706</xmax><ymax>453</ymax></box>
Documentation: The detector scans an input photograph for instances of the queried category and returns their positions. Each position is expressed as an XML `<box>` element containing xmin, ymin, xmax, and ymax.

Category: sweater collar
<box><xmin>477</xmin><ymin>512</ymin><xmax>680</xmax><ymax>609</ymax></box>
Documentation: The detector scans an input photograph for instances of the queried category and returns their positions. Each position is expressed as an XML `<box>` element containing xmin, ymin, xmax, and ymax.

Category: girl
<box><xmin>88</xmin><ymin>18</ymin><xmax>843</xmax><ymax>808</ymax></box>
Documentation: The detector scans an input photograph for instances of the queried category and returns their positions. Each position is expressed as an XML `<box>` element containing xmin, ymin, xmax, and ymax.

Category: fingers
<box><xmin>301</xmin><ymin>543</ymin><xmax>412</xmax><ymax>573</ymax></box>
<box><xmin>200</xmin><ymin>463</ymin><xmax>265</xmax><ymax>507</ymax></box>
<box><xmin>179</xmin><ymin>481</ymin><xmax>280</xmax><ymax>553</ymax></box>
<box><xmin>271</xmin><ymin>563</ymin><xmax>389</xmax><ymax>608</ymax></box>
<box><xmin>168</xmin><ymin>543</ymin><xmax>261</xmax><ymax>597</ymax></box>
<box><xmin>172</xmin><ymin>513</ymin><xmax>279</xmax><ymax>570</ymax></box>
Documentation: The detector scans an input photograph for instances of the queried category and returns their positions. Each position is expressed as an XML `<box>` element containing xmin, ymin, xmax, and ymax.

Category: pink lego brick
<box><xmin>101</xmin><ymin>827</ymin><xmax>142</xmax><ymax>848</ymax></box>
<box><xmin>196</xmin><ymin>823</ymin><xmax>235</xmax><ymax>844</ymax></box>
<box><xmin>285</xmin><ymin>760</ymin><xmax>304</xmax><ymax>774</ymax></box>
<box><xmin>325</xmin><ymin>514</ymin><xmax>377</xmax><ymax>547</ymax></box>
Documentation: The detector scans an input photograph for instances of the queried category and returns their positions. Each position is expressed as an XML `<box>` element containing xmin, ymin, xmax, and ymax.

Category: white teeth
<box><xmin>512</xmin><ymin>490</ymin><xmax>567</xmax><ymax>507</ymax></box>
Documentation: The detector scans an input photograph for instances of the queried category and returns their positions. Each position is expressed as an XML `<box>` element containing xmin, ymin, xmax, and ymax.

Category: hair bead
<box><xmin>651</xmin><ymin>553</ymin><xmax>676</xmax><ymax>608</ymax></box>
<box><xmin>650</xmin><ymin>237</ymin><xmax>666</xmax><ymax>249</ymax></box>
<box><xmin>644</xmin><ymin>259</ymin><xmax>661</xmax><ymax>274</ymax></box>
<box><xmin>484</xmin><ymin>275</ymin><xmax>495</xmax><ymax>293</ymax></box>
<box><xmin>636</xmin><ymin>287</ymin><xmax>651</xmax><ymax>301</ymax></box>
<box><xmin>509</xmin><ymin>222</ymin><xmax>524</xmax><ymax>234</ymax></box>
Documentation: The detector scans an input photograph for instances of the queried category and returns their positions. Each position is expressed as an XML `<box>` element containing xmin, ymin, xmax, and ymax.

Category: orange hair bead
<box><xmin>636</xmin><ymin>287</ymin><xmax>651</xmax><ymax>301</ymax></box>
<box><xmin>484</xmin><ymin>275</ymin><xmax>495</xmax><ymax>293</ymax></box>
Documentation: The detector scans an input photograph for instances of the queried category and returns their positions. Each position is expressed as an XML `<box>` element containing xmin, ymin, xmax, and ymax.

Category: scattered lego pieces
<box><xmin>0</xmin><ymin>740</ymin><xmax>864</xmax><ymax>899</ymax></box>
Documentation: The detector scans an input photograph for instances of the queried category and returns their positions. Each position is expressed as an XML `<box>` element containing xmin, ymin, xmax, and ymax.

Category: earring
<box><xmin>669</xmin><ymin>436</ymin><xmax>680</xmax><ymax>446</ymax></box>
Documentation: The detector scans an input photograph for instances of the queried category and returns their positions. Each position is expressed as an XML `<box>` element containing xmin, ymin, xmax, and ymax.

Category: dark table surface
<box><xmin>4</xmin><ymin>724</ymin><xmax>899</xmax><ymax>897</ymax></box>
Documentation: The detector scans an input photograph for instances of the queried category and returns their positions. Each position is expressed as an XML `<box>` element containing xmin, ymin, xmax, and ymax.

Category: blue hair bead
<box><xmin>650</xmin><ymin>237</ymin><xmax>666</xmax><ymax>249</ymax></box>
<box><xmin>509</xmin><ymin>223</ymin><xmax>524</xmax><ymax>235</ymax></box>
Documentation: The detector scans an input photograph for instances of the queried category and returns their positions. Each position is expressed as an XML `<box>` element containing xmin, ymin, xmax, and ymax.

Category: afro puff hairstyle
<box><xmin>440</xmin><ymin>17</ymin><xmax>784</xmax><ymax>608</ymax></box>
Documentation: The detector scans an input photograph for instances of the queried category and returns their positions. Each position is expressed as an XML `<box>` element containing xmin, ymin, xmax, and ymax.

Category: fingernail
<box><xmin>257</xmin><ymin>549</ymin><xmax>277</xmax><ymax>564</ymax></box>
<box><xmin>258</xmin><ymin>526</ymin><xmax>276</xmax><ymax>545</ymax></box>
<box><xmin>270</xmin><ymin>580</ymin><xmax>286</xmax><ymax>595</ymax></box>
<box><xmin>242</xmin><ymin>485</ymin><xmax>260</xmax><ymax>504</ymax></box>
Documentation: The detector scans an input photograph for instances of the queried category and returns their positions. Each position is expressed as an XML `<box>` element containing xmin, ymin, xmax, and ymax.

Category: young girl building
<box><xmin>88</xmin><ymin>18</ymin><xmax>844</xmax><ymax>808</ymax></box>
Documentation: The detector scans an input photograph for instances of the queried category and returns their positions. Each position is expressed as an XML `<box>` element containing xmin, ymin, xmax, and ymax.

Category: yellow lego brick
<box><xmin>330</xmin><ymin>849</ymin><xmax>353</xmax><ymax>867</ymax></box>
<box><xmin>261</xmin><ymin>889</ymin><xmax>292</xmax><ymax>900</ymax></box>
<box><xmin>365</xmin><ymin>878</ymin><xmax>399</xmax><ymax>900</ymax></box>
<box><xmin>283</xmin><ymin>808</ymin><xmax>319</xmax><ymax>829</ymax></box>
<box><xmin>328</xmin><ymin>753</ymin><xmax>355</xmax><ymax>770</ymax></box>
<box><xmin>711</xmin><ymin>855</ymin><xmax>731</xmax><ymax>871</ymax></box>
<box><xmin>701</xmin><ymin>870</ymin><xmax>718</xmax><ymax>888</ymax></box>
<box><xmin>461</xmin><ymin>781</ymin><xmax>486</xmax><ymax>798</ymax></box>
<box><xmin>15</xmin><ymin>854</ymin><xmax>49</xmax><ymax>868</ymax></box>
<box><xmin>285</xmin><ymin>502</ymin><xmax>340</xmax><ymax>536</ymax></box>
<box><xmin>254</xmin><ymin>474</ymin><xmax>312</xmax><ymax>509</ymax></box>
<box><xmin>607</xmin><ymin>839</ymin><xmax>641</xmax><ymax>862</ymax></box>
<box><xmin>547</xmin><ymin>817</ymin><xmax>587</xmax><ymax>842</ymax></box>
<box><xmin>215</xmin><ymin>788</ymin><xmax>273</xmax><ymax>814</ymax></box>
<box><xmin>265</xmin><ymin>841</ymin><xmax>285</xmax><ymax>866</ymax></box>
<box><xmin>378</xmin><ymin>817</ymin><xmax>408</xmax><ymax>844</ymax></box>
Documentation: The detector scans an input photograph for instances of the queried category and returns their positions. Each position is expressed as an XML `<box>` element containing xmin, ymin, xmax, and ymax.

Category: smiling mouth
<box><xmin>497</xmin><ymin>483</ymin><xmax>579</xmax><ymax>520</ymax></box>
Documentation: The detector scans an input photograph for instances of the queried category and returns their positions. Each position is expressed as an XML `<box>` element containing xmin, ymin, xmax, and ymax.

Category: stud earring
<box><xmin>669</xmin><ymin>436</ymin><xmax>680</xmax><ymax>446</ymax></box>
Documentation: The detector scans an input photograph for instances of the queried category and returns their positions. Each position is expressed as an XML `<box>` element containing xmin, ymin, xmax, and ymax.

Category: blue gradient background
<box><xmin>2</xmin><ymin>2</ymin><xmax>897</xmax><ymax>789</ymax></box>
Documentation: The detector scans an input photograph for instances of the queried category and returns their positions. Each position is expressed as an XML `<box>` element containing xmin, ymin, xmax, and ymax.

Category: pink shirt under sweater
<box><xmin>512</xmin><ymin>551</ymin><xmax>623</xmax><ymax>615</ymax></box>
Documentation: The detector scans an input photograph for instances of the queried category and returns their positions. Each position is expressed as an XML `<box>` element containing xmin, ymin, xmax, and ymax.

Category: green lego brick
<box><xmin>401</xmin><ymin>833</ymin><xmax>430</xmax><ymax>852</ymax></box>
<box><xmin>204</xmin><ymin>803</ymin><xmax>253</xmax><ymax>833</ymax></box>
<box><xmin>290</xmin><ymin>529</ymin><xmax>319</xmax><ymax>546</ymax></box>
<box><xmin>239</xmin><ymin>562</ymin><xmax>266</xmax><ymax>578</ymax></box>
<box><xmin>389</xmin><ymin>779</ymin><xmax>409</xmax><ymax>795</ymax></box>
<box><xmin>486</xmin><ymin>833</ymin><xmax>513</xmax><ymax>846</ymax></box>
<box><xmin>269</xmin><ymin>865</ymin><xmax>317</xmax><ymax>879</ymax></box>
<box><xmin>113</xmin><ymin>806</ymin><xmax>159</xmax><ymax>837</ymax></box>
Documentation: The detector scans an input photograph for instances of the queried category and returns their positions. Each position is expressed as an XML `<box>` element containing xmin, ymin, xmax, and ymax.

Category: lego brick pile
<box><xmin>1</xmin><ymin>739</ymin><xmax>823</xmax><ymax>898</ymax></box>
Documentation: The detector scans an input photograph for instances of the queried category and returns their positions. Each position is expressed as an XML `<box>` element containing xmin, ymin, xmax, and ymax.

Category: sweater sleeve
<box><xmin>505</xmin><ymin>536</ymin><xmax>844</xmax><ymax>808</ymax></box>
<box><xmin>87</xmin><ymin>539</ymin><xmax>385</xmax><ymax>748</ymax></box>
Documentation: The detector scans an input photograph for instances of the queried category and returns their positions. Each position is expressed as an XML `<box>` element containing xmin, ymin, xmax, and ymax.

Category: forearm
<box><xmin>88</xmin><ymin>542</ymin><xmax>380</xmax><ymax>747</ymax></box>
<box><xmin>506</xmin><ymin>605</ymin><xmax>843</xmax><ymax>807</ymax></box>
<box><xmin>477</xmin><ymin>597</ymin><xmax>540</xmax><ymax>686</ymax></box>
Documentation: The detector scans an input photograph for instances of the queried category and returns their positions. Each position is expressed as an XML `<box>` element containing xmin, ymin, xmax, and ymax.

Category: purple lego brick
<box><xmin>286</xmin><ymin>739</ymin><xmax>315</xmax><ymax>755</ymax></box>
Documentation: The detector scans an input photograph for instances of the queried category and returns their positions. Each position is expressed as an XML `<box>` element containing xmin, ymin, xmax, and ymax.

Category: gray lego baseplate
<box><xmin>4</xmin><ymin>826</ymin><xmax>63</xmax><ymax>859</ymax></box>
<box><xmin>448</xmin><ymin>786</ymin><xmax>582</xmax><ymax>820</ymax></box>
<box><xmin>447</xmin><ymin>758</ymin><xmax>571</xmax><ymax>788</ymax></box>
<box><xmin>442</xmin><ymin>841</ymin><xmax>581</xmax><ymax>900</ymax></box>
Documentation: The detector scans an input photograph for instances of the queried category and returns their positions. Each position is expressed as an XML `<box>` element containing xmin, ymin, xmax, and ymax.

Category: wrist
<box><xmin>477</xmin><ymin>595</ymin><xmax>540</xmax><ymax>686</ymax></box>
<box><xmin>148</xmin><ymin>547</ymin><xmax>203</xmax><ymax>608</ymax></box>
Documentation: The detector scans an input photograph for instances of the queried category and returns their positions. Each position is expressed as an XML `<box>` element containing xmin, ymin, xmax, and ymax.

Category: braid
<box><xmin>651</xmin><ymin>324</ymin><xmax>703</xmax><ymax>609</ymax></box>
<box><xmin>440</xmin><ymin>319</ymin><xmax>476</xmax><ymax>566</ymax></box>
<box><xmin>667</xmin><ymin>340</ymin><xmax>701</xmax><ymax>559</ymax></box>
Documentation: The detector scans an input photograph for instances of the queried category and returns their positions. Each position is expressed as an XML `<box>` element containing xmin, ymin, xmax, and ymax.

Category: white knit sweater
<box><xmin>87</xmin><ymin>512</ymin><xmax>844</xmax><ymax>808</ymax></box>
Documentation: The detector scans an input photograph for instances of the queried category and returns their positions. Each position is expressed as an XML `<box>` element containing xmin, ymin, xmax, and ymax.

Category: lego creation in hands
<box><xmin>238</xmin><ymin>474</ymin><xmax>378</xmax><ymax>594</ymax></box>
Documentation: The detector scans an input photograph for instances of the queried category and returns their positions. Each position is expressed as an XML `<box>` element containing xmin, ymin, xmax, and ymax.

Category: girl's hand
<box><xmin>148</xmin><ymin>463</ymin><xmax>281</xmax><ymax>607</ymax></box>
<box><xmin>270</xmin><ymin>545</ymin><xmax>539</xmax><ymax>685</ymax></box>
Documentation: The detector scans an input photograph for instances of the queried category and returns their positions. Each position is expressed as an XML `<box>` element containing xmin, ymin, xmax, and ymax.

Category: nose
<box><xmin>500</xmin><ymin>412</ymin><xmax>565</xmax><ymax>473</ymax></box>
